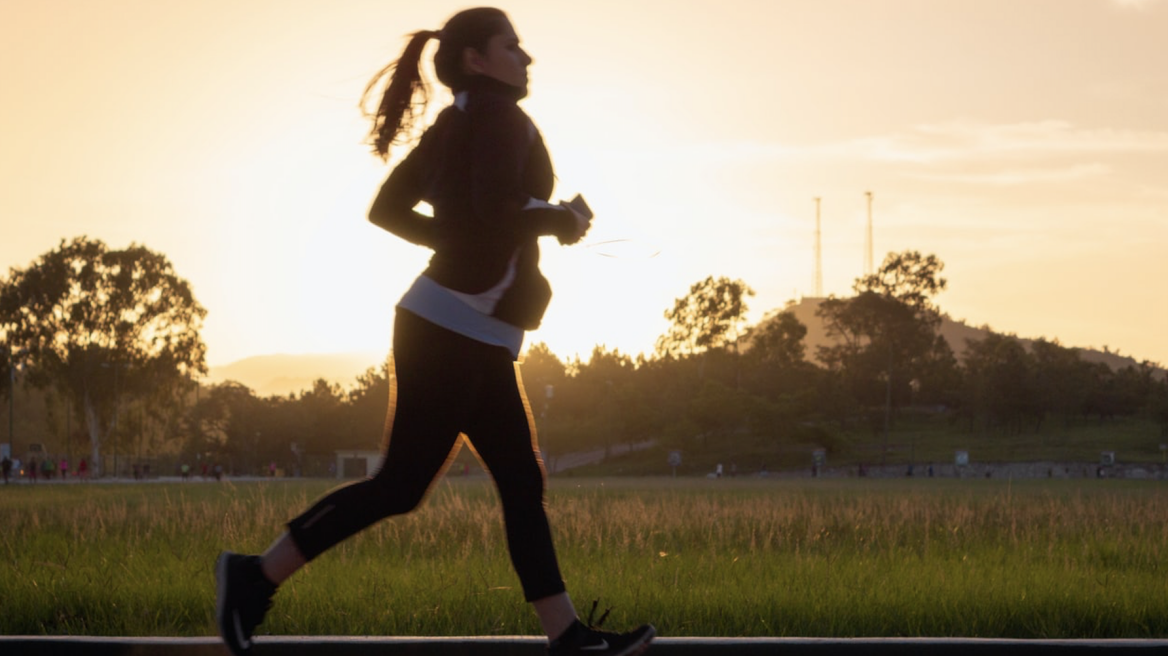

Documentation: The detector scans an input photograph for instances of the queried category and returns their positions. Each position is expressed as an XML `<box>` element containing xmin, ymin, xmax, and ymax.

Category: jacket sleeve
<box><xmin>469</xmin><ymin>100</ymin><xmax>578</xmax><ymax>241</ymax></box>
<box><xmin>367</xmin><ymin>144</ymin><xmax>437</xmax><ymax>248</ymax></box>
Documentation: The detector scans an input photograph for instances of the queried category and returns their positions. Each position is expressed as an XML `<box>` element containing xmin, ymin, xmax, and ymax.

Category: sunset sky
<box><xmin>3</xmin><ymin>0</ymin><xmax>1166</xmax><ymax>371</ymax></box>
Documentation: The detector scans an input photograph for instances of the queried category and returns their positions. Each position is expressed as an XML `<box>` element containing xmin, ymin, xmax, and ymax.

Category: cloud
<box><xmin>590</xmin><ymin>120</ymin><xmax>1168</xmax><ymax>171</ymax></box>
<box><xmin>1109</xmin><ymin>0</ymin><xmax>1165</xmax><ymax>9</ymax></box>
<box><xmin>843</xmin><ymin>120</ymin><xmax>1168</xmax><ymax>163</ymax></box>
<box><xmin>906</xmin><ymin>163</ymin><xmax>1111</xmax><ymax>185</ymax></box>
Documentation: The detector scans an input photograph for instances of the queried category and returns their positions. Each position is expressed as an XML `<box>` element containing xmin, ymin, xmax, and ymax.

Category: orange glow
<box><xmin>2</xmin><ymin>1</ymin><xmax>1167</xmax><ymax>368</ymax></box>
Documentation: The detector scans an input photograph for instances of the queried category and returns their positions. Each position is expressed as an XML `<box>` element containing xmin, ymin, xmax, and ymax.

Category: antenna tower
<box><xmin>814</xmin><ymin>197</ymin><xmax>823</xmax><ymax>297</ymax></box>
<box><xmin>864</xmin><ymin>191</ymin><xmax>874</xmax><ymax>276</ymax></box>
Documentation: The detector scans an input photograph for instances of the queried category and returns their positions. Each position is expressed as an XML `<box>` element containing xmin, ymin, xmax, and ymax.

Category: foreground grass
<box><xmin>1</xmin><ymin>477</ymin><xmax>1165</xmax><ymax>638</ymax></box>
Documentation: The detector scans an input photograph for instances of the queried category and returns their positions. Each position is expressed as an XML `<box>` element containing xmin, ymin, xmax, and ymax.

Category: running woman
<box><xmin>215</xmin><ymin>7</ymin><xmax>655</xmax><ymax>656</ymax></box>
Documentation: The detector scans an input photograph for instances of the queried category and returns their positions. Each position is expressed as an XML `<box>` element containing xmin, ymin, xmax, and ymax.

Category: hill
<box><xmin>207</xmin><ymin>352</ymin><xmax>384</xmax><ymax>397</ymax></box>
<box><xmin>781</xmin><ymin>296</ymin><xmax>1152</xmax><ymax>371</ymax></box>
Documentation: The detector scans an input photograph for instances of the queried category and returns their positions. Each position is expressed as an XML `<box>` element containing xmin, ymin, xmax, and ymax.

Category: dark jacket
<box><xmin>369</xmin><ymin>76</ymin><xmax>577</xmax><ymax>329</ymax></box>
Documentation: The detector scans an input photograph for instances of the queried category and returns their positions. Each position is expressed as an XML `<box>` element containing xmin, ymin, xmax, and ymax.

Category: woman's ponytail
<box><xmin>361</xmin><ymin>29</ymin><xmax>439</xmax><ymax>160</ymax></box>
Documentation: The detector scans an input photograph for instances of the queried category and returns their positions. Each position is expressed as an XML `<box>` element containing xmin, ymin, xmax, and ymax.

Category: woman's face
<box><xmin>466</xmin><ymin>20</ymin><xmax>532</xmax><ymax>91</ymax></box>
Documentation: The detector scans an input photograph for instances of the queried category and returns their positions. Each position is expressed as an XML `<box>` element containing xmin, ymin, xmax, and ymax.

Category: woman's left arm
<box><xmin>367</xmin><ymin>147</ymin><xmax>437</xmax><ymax>248</ymax></box>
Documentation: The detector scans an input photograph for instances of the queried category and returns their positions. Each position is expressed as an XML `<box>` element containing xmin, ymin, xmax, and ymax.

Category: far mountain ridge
<box><xmin>207</xmin><ymin>352</ymin><xmax>385</xmax><ymax>398</ymax></box>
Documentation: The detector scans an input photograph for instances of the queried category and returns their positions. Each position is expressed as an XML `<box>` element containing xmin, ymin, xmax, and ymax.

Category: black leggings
<box><xmin>286</xmin><ymin>309</ymin><xmax>566</xmax><ymax>602</ymax></box>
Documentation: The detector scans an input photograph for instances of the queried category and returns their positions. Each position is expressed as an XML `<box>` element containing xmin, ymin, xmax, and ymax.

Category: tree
<box><xmin>0</xmin><ymin>237</ymin><xmax>207</xmax><ymax>475</ymax></box>
<box><xmin>1150</xmin><ymin>376</ymin><xmax>1168</xmax><ymax>438</ymax></box>
<box><xmin>960</xmin><ymin>333</ymin><xmax>1036</xmax><ymax>432</ymax></box>
<box><xmin>744</xmin><ymin>308</ymin><xmax>808</xmax><ymax>371</ymax></box>
<box><xmin>816</xmin><ymin>251</ymin><xmax>948</xmax><ymax>450</ymax></box>
<box><xmin>296</xmin><ymin>378</ymin><xmax>346</xmax><ymax>458</ymax></box>
<box><xmin>657</xmin><ymin>276</ymin><xmax>755</xmax><ymax>357</ymax></box>
<box><xmin>344</xmin><ymin>362</ymin><xmax>391</xmax><ymax>450</ymax></box>
<box><xmin>1029</xmin><ymin>338</ymin><xmax>1089</xmax><ymax>428</ymax></box>
<box><xmin>741</xmin><ymin>308</ymin><xmax>816</xmax><ymax>418</ymax></box>
<box><xmin>855</xmin><ymin>250</ymin><xmax>947</xmax><ymax>314</ymax></box>
<box><xmin>0</xmin><ymin>345</ymin><xmax>11</xmax><ymax>401</ymax></box>
<box><xmin>687</xmin><ymin>379</ymin><xmax>748</xmax><ymax>450</ymax></box>
<box><xmin>193</xmin><ymin>381</ymin><xmax>264</xmax><ymax>473</ymax></box>
<box><xmin>570</xmin><ymin>346</ymin><xmax>636</xmax><ymax>457</ymax></box>
<box><xmin>914</xmin><ymin>334</ymin><xmax>962</xmax><ymax>408</ymax></box>
<box><xmin>520</xmin><ymin>342</ymin><xmax>568</xmax><ymax>415</ymax></box>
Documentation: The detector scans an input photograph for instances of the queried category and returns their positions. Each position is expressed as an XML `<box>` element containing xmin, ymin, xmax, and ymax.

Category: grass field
<box><xmin>1</xmin><ymin>476</ymin><xmax>1165</xmax><ymax>638</ymax></box>
<box><xmin>571</xmin><ymin>414</ymin><xmax>1168</xmax><ymax>477</ymax></box>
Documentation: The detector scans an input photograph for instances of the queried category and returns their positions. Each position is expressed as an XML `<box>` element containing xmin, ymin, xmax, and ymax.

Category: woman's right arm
<box><xmin>367</xmin><ymin>147</ymin><xmax>437</xmax><ymax>248</ymax></box>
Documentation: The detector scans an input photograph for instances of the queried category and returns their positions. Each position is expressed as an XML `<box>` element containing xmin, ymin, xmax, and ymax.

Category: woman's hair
<box><xmin>362</xmin><ymin>7</ymin><xmax>510</xmax><ymax>159</ymax></box>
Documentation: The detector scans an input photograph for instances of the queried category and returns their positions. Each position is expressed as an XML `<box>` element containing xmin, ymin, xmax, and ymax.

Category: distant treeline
<box><xmin>3</xmin><ymin>243</ymin><xmax>1165</xmax><ymax>476</ymax></box>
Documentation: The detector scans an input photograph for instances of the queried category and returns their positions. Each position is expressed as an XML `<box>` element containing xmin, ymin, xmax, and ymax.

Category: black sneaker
<box><xmin>548</xmin><ymin>614</ymin><xmax>655</xmax><ymax>656</ymax></box>
<box><xmin>215</xmin><ymin>551</ymin><xmax>276</xmax><ymax>656</ymax></box>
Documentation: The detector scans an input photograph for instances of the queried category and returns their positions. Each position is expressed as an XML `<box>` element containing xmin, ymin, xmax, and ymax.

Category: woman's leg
<box><xmin>259</xmin><ymin>533</ymin><xmax>305</xmax><ymax>586</ymax></box>
<box><xmin>463</xmin><ymin>353</ymin><xmax>577</xmax><ymax>638</ymax></box>
<box><xmin>272</xmin><ymin>310</ymin><xmax>476</xmax><ymax>575</ymax></box>
<box><xmin>217</xmin><ymin>311</ymin><xmax>480</xmax><ymax>656</ymax></box>
<box><xmin>532</xmin><ymin>592</ymin><xmax>579</xmax><ymax>642</ymax></box>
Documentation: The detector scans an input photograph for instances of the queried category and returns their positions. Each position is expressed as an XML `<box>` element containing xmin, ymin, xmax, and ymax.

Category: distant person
<box><xmin>60</xmin><ymin>457</ymin><xmax>69</xmax><ymax>480</ymax></box>
<box><xmin>28</xmin><ymin>457</ymin><xmax>38</xmax><ymax>483</ymax></box>
<box><xmin>214</xmin><ymin>8</ymin><xmax>653</xmax><ymax>656</ymax></box>
<box><xmin>181</xmin><ymin>463</ymin><xmax>190</xmax><ymax>480</ymax></box>
<box><xmin>78</xmin><ymin>457</ymin><xmax>88</xmax><ymax>480</ymax></box>
<box><xmin>1</xmin><ymin>456</ymin><xmax>11</xmax><ymax>484</ymax></box>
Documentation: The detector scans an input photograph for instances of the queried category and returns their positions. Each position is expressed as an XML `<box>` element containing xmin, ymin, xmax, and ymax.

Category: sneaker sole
<box><xmin>616</xmin><ymin>625</ymin><xmax>656</xmax><ymax>656</ymax></box>
<box><xmin>634</xmin><ymin>626</ymin><xmax>656</xmax><ymax>656</ymax></box>
<box><xmin>215</xmin><ymin>551</ymin><xmax>249</xmax><ymax>655</ymax></box>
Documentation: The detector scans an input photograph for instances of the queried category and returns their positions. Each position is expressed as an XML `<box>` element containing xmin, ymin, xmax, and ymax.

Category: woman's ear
<box><xmin>462</xmin><ymin>46</ymin><xmax>485</xmax><ymax>74</ymax></box>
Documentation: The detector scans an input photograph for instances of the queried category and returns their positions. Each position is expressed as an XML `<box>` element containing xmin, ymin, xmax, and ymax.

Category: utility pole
<box><xmin>6</xmin><ymin>347</ymin><xmax>13</xmax><ymax>455</ymax></box>
<box><xmin>102</xmin><ymin>361</ymin><xmax>128</xmax><ymax>478</ymax></box>
<box><xmin>814</xmin><ymin>197</ymin><xmax>823</xmax><ymax>297</ymax></box>
<box><xmin>113</xmin><ymin>364</ymin><xmax>120</xmax><ymax>478</ymax></box>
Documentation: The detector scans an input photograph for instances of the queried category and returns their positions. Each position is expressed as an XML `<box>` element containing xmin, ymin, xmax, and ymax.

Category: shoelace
<box><xmin>584</xmin><ymin>599</ymin><xmax>613</xmax><ymax>630</ymax></box>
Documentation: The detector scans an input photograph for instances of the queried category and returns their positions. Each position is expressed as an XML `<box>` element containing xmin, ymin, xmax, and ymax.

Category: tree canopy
<box><xmin>0</xmin><ymin>237</ymin><xmax>207</xmax><ymax>474</ymax></box>
<box><xmin>657</xmin><ymin>276</ymin><xmax>754</xmax><ymax>357</ymax></box>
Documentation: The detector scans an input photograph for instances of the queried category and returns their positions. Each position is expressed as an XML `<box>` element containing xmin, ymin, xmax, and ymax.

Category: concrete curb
<box><xmin>2</xmin><ymin>636</ymin><xmax>1167</xmax><ymax>655</ymax></box>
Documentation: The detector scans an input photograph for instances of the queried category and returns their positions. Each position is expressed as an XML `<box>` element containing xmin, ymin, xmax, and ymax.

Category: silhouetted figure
<box><xmin>213</xmin><ymin>9</ymin><xmax>652</xmax><ymax>656</ymax></box>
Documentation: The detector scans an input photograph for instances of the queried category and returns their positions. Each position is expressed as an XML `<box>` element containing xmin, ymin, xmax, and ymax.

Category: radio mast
<box><xmin>864</xmin><ymin>191</ymin><xmax>874</xmax><ymax>276</ymax></box>
<box><xmin>814</xmin><ymin>197</ymin><xmax>823</xmax><ymax>297</ymax></box>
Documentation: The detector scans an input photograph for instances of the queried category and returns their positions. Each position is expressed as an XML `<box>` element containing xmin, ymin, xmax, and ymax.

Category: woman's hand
<box><xmin>556</xmin><ymin>202</ymin><xmax>591</xmax><ymax>245</ymax></box>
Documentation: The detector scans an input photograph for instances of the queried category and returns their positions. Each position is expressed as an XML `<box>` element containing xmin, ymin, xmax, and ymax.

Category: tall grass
<box><xmin>1</xmin><ymin>477</ymin><xmax>1165</xmax><ymax>638</ymax></box>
